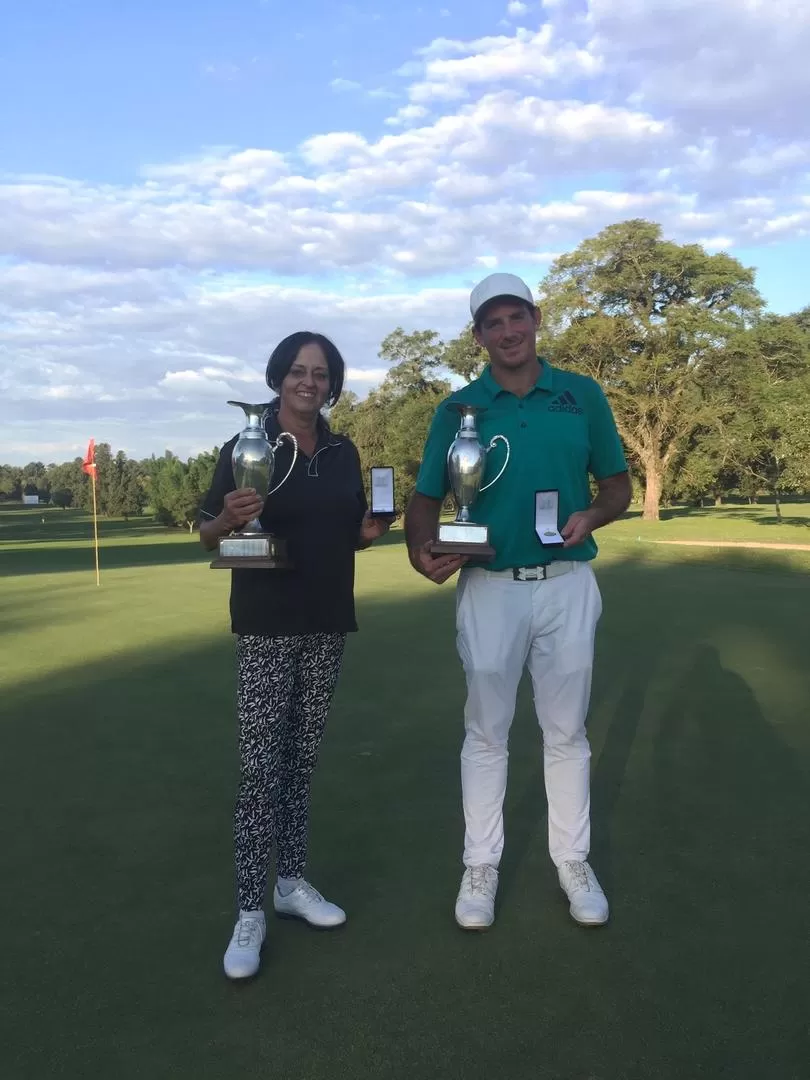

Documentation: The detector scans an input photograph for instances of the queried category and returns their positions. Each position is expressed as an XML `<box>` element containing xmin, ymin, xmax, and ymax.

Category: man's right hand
<box><xmin>221</xmin><ymin>488</ymin><xmax>265</xmax><ymax>530</ymax></box>
<box><xmin>409</xmin><ymin>540</ymin><xmax>468</xmax><ymax>584</ymax></box>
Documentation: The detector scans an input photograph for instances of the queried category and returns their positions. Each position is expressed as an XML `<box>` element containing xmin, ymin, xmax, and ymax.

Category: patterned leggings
<box><xmin>234</xmin><ymin>632</ymin><xmax>346</xmax><ymax>912</ymax></box>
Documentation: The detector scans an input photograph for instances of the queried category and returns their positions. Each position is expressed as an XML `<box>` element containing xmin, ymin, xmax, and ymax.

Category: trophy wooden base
<box><xmin>210</xmin><ymin>533</ymin><xmax>292</xmax><ymax>570</ymax></box>
<box><xmin>429</xmin><ymin>521</ymin><xmax>495</xmax><ymax>560</ymax></box>
<box><xmin>429</xmin><ymin>539</ymin><xmax>495</xmax><ymax>559</ymax></box>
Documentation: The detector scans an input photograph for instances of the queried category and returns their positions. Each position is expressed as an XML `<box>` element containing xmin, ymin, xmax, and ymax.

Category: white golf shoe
<box><xmin>273</xmin><ymin>880</ymin><xmax>347</xmax><ymax>928</ymax></box>
<box><xmin>558</xmin><ymin>860</ymin><xmax>609</xmax><ymax>926</ymax></box>
<box><xmin>223</xmin><ymin>910</ymin><xmax>266</xmax><ymax>980</ymax></box>
<box><xmin>455</xmin><ymin>865</ymin><xmax>499</xmax><ymax>930</ymax></box>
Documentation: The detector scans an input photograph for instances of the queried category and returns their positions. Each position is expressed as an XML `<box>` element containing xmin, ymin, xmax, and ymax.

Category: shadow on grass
<box><xmin>0</xmin><ymin>505</ymin><xmax>167</xmax><ymax>540</ymax></box>
<box><xmin>0</xmin><ymin>505</ymin><xmax>208</xmax><ymax>576</ymax></box>
<box><xmin>720</xmin><ymin>512</ymin><xmax>810</xmax><ymax>528</ymax></box>
<box><xmin>0</xmin><ymin>507</ymin><xmax>407</xmax><ymax>577</ymax></box>
<box><xmin>621</xmin><ymin>503</ymin><xmax>809</xmax><ymax>528</ymax></box>
<box><xmin>2</xmin><ymin>552</ymin><xmax>809</xmax><ymax>1079</ymax></box>
<box><xmin>0</xmin><ymin>537</ymin><xmax>214</xmax><ymax>576</ymax></box>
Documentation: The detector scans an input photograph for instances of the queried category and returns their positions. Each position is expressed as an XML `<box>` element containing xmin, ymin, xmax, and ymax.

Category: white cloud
<box><xmin>346</xmin><ymin>367</ymin><xmax>390</xmax><ymax>382</ymax></box>
<box><xmin>300</xmin><ymin>131</ymin><xmax>369</xmax><ymax>167</ymax></box>
<box><xmin>0</xmin><ymin>94</ymin><xmax>676</xmax><ymax>281</ymax></box>
<box><xmin>0</xmin><ymin>270</ymin><xmax>478</xmax><ymax>459</ymax></box>
<box><xmin>385</xmin><ymin>104</ymin><xmax>429</xmax><ymax>127</ymax></box>
<box><xmin>409</xmin><ymin>27</ymin><xmax>602</xmax><ymax>102</ymax></box>
<box><xmin>585</xmin><ymin>0</ymin><xmax>810</xmax><ymax>139</ymax></box>
<box><xmin>2</xmin><ymin>4</ymin><xmax>810</xmax><ymax>460</ymax></box>
<box><xmin>697</xmin><ymin>236</ymin><xmax>734</xmax><ymax>251</ymax></box>
<box><xmin>330</xmin><ymin>78</ymin><xmax>362</xmax><ymax>92</ymax></box>
<box><xmin>507</xmin><ymin>1</ymin><xmax>530</xmax><ymax>15</ymax></box>
<box><xmin>141</xmin><ymin>149</ymin><xmax>289</xmax><ymax>192</ymax></box>
<box><xmin>159</xmin><ymin>370</ymin><xmax>238</xmax><ymax>397</ymax></box>
<box><xmin>737</xmin><ymin>142</ymin><xmax>810</xmax><ymax>176</ymax></box>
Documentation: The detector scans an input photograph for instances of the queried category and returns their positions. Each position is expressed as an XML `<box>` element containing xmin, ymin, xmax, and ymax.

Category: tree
<box><xmin>730</xmin><ymin>380</ymin><xmax>810</xmax><ymax>520</ymax></box>
<box><xmin>667</xmin><ymin>446</ymin><xmax>724</xmax><ymax>506</ymax></box>
<box><xmin>85</xmin><ymin>442</ymin><xmax>113</xmax><ymax>514</ymax></box>
<box><xmin>182</xmin><ymin>451</ymin><xmax>218</xmax><ymax>532</ymax></box>
<box><xmin>342</xmin><ymin>329</ymin><xmax>451</xmax><ymax>510</ymax></box>
<box><xmin>21</xmin><ymin>461</ymin><xmax>50</xmax><ymax>500</ymax></box>
<box><xmin>443</xmin><ymin>324</ymin><xmax>488</xmax><ymax>383</ymax></box>
<box><xmin>380</xmin><ymin>386</ymin><xmax>449</xmax><ymax>508</ymax></box>
<box><xmin>693</xmin><ymin>313</ymin><xmax>810</xmax><ymax>520</ymax></box>
<box><xmin>47</xmin><ymin>459</ymin><xmax>86</xmax><ymax>509</ymax></box>
<box><xmin>539</xmin><ymin>219</ymin><xmax>763</xmax><ymax>520</ymax></box>
<box><xmin>147</xmin><ymin>455</ymin><xmax>185</xmax><ymax>528</ymax></box>
<box><xmin>147</xmin><ymin>450</ymin><xmax>217</xmax><ymax>531</ymax></box>
<box><xmin>378</xmin><ymin>327</ymin><xmax>446</xmax><ymax>396</ymax></box>
<box><xmin>106</xmin><ymin>451</ymin><xmax>146</xmax><ymax>519</ymax></box>
<box><xmin>349</xmin><ymin>388</ymin><xmax>391</xmax><ymax>475</ymax></box>
<box><xmin>0</xmin><ymin>465</ymin><xmax>22</xmax><ymax>500</ymax></box>
<box><xmin>779</xmin><ymin>386</ymin><xmax>810</xmax><ymax>495</ymax></box>
<box><xmin>51</xmin><ymin>489</ymin><xmax>74</xmax><ymax>509</ymax></box>
<box><xmin>326</xmin><ymin>390</ymin><xmax>359</xmax><ymax>439</ymax></box>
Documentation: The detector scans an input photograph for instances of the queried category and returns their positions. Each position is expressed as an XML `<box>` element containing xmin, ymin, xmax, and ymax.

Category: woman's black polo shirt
<box><xmin>200</xmin><ymin>402</ymin><xmax>367</xmax><ymax>637</ymax></box>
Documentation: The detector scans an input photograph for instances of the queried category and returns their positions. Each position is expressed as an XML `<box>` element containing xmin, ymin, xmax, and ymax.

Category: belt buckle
<box><xmin>512</xmin><ymin>565</ymin><xmax>547</xmax><ymax>582</ymax></box>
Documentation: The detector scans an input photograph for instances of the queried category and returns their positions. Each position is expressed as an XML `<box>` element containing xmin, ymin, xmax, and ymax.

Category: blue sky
<box><xmin>2</xmin><ymin>1</ymin><xmax>488</xmax><ymax>178</ymax></box>
<box><xmin>1</xmin><ymin>0</ymin><xmax>809</xmax><ymax>462</ymax></box>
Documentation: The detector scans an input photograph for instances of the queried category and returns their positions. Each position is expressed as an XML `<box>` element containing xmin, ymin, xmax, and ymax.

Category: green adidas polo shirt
<box><xmin>415</xmin><ymin>359</ymin><xmax>627</xmax><ymax>569</ymax></box>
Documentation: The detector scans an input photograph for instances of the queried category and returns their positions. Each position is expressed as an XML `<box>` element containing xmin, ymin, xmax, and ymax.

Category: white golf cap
<box><xmin>470</xmin><ymin>272</ymin><xmax>534</xmax><ymax>322</ymax></box>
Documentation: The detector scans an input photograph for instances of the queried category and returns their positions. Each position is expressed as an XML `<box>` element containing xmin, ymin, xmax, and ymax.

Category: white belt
<box><xmin>467</xmin><ymin>562</ymin><xmax>577</xmax><ymax>582</ymax></box>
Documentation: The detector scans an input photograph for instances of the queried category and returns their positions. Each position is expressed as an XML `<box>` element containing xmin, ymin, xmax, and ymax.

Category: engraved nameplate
<box><xmin>437</xmin><ymin>523</ymin><xmax>489</xmax><ymax>545</ymax></box>
<box><xmin>219</xmin><ymin>537</ymin><xmax>271</xmax><ymax>558</ymax></box>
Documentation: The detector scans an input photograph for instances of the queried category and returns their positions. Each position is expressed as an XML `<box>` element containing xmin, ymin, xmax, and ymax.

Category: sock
<box><xmin>276</xmin><ymin>876</ymin><xmax>302</xmax><ymax>897</ymax></box>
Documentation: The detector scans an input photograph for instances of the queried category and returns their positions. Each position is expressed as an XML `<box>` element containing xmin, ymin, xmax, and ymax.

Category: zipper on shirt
<box><xmin>306</xmin><ymin>438</ymin><xmax>341</xmax><ymax>478</ymax></box>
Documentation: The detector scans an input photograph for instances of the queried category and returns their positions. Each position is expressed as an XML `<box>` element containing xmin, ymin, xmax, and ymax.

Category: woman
<box><xmin>199</xmin><ymin>331</ymin><xmax>391</xmax><ymax>980</ymax></box>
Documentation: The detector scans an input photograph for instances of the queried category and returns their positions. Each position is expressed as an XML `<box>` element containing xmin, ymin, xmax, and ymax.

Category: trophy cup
<box><xmin>429</xmin><ymin>403</ymin><xmax>510</xmax><ymax>558</ymax></box>
<box><xmin>210</xmin><ymin>401</ymin><xmax>299</xmax><ymax>570</ymax></box>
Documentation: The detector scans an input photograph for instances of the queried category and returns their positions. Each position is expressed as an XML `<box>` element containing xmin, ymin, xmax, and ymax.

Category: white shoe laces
<box><xmin>562</xmin><ymin>860</ymin><xmax>595</xmax><ymax>892</ymax></box>
<box><xmin>465</xmin><ymin>866</ymin><xmax>497</xmax><ymax>896</ymax></box>
<box><xmin>235</xmin><ymin>916</ymin><xmax>263</xmax><ymax>948</ymax></box>
<box><xmin>292</xmin><ymin>881</ymin><xmax>325</xmax><ymax>905</ymax></box>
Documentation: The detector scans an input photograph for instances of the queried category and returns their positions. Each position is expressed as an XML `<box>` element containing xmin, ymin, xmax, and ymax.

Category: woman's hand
<box><xmin>359</xmin><ymin>510</ymin><xmax>394</xmax><ymax>546</ymax></box>
<box><xmin>222</xmin><ymin>488</ymin><xmax>265</xmax><ymax>530</ymax></box>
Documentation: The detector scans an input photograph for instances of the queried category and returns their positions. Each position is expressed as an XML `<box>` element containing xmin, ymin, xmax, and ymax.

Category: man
<box><xmin>405</xmin><ymin>272</ymin><xmax>631</xmax><ymax>930</ymax></box>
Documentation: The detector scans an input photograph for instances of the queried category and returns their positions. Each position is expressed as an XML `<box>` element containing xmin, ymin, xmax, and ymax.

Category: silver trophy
<box><xmin>430</xmin><ymin>403</ymin><xmax>510</xmax><ymax>557</ymax></box>
<box><xmin>210</xmin><ymin>400</ymin><xmax>299</xmax><ymax>569</ymax></box>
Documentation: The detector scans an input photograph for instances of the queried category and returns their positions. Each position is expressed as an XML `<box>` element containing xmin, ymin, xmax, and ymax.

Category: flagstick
<box><xmin>90</xmin><ymin>468</ymin><xmax>100</xmax><ymax>586</ymax></box>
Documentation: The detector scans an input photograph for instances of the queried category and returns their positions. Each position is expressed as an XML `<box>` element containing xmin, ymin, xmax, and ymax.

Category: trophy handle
<box><xmin>267</xmin><ymin>432</ymin><xmax>299</xmax><ymax>496</ymax></box>
<box><xmin>479</xmin><ymin>434</ymin><xmax>510</xmax><ymax>493</ymax></box>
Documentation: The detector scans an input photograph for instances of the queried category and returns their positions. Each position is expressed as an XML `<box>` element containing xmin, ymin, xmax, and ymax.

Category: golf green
<box><xmin>2</xmin><ymin>505</ymin><xmax>809</xmax><ymax>1079</ymax></box>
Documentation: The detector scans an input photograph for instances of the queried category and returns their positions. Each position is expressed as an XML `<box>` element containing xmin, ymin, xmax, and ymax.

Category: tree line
<box><xmin>334</xmin><ymin>219</ymin><xmax>810</xmax><ymax>522</ymax></box>
<box><xmin>0</xmin><ymin>448</ymin><xmax>219</xmax><ymax>532</ymax></box>
<box><xmin>3</xmin><ymin>220</ymin><xmax>809</xmax><ymax>526</ymax></box>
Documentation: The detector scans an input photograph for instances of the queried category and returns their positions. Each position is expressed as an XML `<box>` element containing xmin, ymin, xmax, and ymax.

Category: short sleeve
<box><xmin>199</xmin><ymin>439</ymin><xmax>236</xmax><ymax>522</ymax></box>
<box><xmin>586</xmin><ymin>382</ymin><xmax>628</xmax><ymax>480</ymax></box>
<box><xmin>415</xmin><ymin>398</ymin><xmax>458</xmax><ymax>499</ymax></box>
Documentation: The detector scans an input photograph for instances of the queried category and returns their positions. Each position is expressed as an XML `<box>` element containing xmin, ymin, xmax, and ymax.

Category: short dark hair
<box><xmin>265</xmin><ymin>331</ymin><xmax>345</xmax><ymax>407</ymax></box>
<box><xmin>474</xmin><ymin>297</ymin><xmax>536</xmax><ymax>331</ymax></box>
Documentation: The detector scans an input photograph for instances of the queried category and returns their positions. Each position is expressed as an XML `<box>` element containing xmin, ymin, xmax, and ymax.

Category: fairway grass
<box><xmin>2</xmin><ymin>505</ymin><xmax>809</xmax><ymax>1079</ymax></box>
<box><xmin>603</xmin><ymin>499</ymin><xmax>810</xmax><ymax>547</ymax></box>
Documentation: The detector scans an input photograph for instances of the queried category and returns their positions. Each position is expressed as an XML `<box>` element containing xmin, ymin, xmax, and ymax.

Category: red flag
<box><xmin>82</xmin><ymin>439</ymin><xmax>96</xmax><ymax>476</ymax></box>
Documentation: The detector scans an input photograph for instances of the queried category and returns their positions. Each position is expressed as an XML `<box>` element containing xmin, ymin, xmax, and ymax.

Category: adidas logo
<box><xmin>548</xmin><ymin>389</ymin><xmax>583</xmax><ymax>415</ymax></box>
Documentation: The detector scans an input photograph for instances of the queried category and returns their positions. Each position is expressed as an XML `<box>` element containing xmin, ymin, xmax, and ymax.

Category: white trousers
<box><xmin>455</xmin><ymin>561</ymin><xmax>602</xmax><ymax>869</ymax></box>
